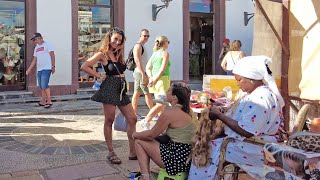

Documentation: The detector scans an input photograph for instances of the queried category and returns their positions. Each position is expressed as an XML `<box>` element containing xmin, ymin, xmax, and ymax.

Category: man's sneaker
<box><xmin>140</xmin><ymin>120</ymin><xmax>151</xmax><ymax>130</ymax></box>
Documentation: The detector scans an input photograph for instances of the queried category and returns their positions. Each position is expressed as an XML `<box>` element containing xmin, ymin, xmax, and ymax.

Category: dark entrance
<box><xmin>189</xmin><ymin>0</ymin><xmax>214</xmax><ymax>80</ymax></box>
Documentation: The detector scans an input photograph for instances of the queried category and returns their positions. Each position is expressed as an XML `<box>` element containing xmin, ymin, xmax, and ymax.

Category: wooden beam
<box><xmin>256</xmin><ymin>0</ymin><xmax>290</xmax><ymax>56</ymax></box>
<box><xmin>267</xmin><ymin>0</ymin><xmax>283</xmax><ymax>3</ymax></box>
<box><xmin>281</xmin><ymin>0</ymin><xmax>290</xmax><ymax>131</ymax></box>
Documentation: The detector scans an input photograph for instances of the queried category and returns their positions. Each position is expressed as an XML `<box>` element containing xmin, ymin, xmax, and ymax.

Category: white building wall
<box><xmin>124</xmin><ymin>0</ymin><xmax>184</xmax><ymax>82</ymax></box>
<box><xmin>226</xmin><ymin>0</ymin><xmax>255</xmax><ymax>55</ymax></box>
<box><xmin>36</xmin><ymin>0</ymin><xmax>72</xmax><ymax>85</ymax></box>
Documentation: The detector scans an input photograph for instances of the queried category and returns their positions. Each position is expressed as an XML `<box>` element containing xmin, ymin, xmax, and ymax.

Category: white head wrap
<box><xmin>232</xmin><ymin>56</ymin><xmax>285</xmax><ymax>108</ymax></box>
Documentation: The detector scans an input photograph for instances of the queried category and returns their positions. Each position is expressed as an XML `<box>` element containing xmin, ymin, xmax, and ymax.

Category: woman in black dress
<box><xmin>81</xmin><ymin>27</ymin><xmax>137</xmax><ymax>164</ymax></box>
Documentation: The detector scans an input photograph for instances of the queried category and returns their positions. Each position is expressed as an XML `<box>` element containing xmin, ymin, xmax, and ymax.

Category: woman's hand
<box><xmin>132</xmin><ymin>132</ymin><xmax>137</xmax><ymax>140</ymax></box>
<box><xmin>99</xmin><ymin>72</ymin><xmax>106</xmax><ymax>81</ymax></box>
<box><xmin>209</xmin><ymin>106</ymin><xmax>224</xmax><ymax>121</ymax></box>
<box><xmin>148</xmin><ymin>77</ymin><xmax>155</xmax><ymax>87</ymax></box>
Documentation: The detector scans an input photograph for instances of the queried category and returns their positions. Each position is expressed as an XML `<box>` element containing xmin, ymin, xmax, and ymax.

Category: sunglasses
<box><xmin>167</xmin><ymin>41</ymin><xmax>170</xmax><ymax>44</ymax></box>
<box><xmin>32</xmin><ymin>37</ymin><xmax>41</xmax><ymax>41</ymax></box>
<box><xmin>142</xmin><ymin>35</ymin><xmax>150</xmax><ymax>38</ymax></box>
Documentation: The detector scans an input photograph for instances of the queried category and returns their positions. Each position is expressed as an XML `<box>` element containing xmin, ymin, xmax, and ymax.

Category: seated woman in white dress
<box><xmin>189</xmin><ymin>56</ymin><xmax>286</xmax><ymax>179</ymax></box>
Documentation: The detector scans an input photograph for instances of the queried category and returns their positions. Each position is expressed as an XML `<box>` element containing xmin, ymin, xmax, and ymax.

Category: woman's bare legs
<box><xmin>119</xmin><ymin>103</ymin><xmax>137</xmax><ymax>157</ymax></box>
<box><xmin>145</xmin><ymin>103</ymin><xmax>165</xmax><ymax>123</ymax></box>
<box><xmin>135</xmin><ymin>139</ymin><xmax>165</xmax><ymax>180</ymax></box>
<box><xmin>102</xmin><ymin>104</ymin><xmax>117</xmax><ymax>152</ymax></box>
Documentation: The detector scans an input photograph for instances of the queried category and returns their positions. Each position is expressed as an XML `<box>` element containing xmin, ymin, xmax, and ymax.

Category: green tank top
<box><xmin>166</xmin><ymin>120</ymin><xmax>197</xmax><ymax>144</ymax></box>
<box><xmin>151</xmin><ymin>50</ymin><xmax>171</xmax><ymax>76</ymax></box>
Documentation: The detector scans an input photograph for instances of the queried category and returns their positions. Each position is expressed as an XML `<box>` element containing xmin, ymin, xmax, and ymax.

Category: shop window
<box><xmin>0</xmin><ymin>0</ymin><xmax>25</xmax><ymax>87</ymax></box>
<box><xmin>78</xmin><ymin>0</ymin><xmax>112</xmax><ymax>84</ymax></box>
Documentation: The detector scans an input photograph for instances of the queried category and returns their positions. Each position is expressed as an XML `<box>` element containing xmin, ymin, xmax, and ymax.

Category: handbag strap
<box><xmin>111</xmin><ymin>61</ymin><xmax>126</xmax><ymax>101</ymax></box>
<box><xmin>112</xmin><ymin>61</ymin><xmax>122</xmax><ymax>76</ymax></box>
<box><xmin>230</xmin><ymin>52</ymin><xmax>236</xmax><ymax>65</ymax></box>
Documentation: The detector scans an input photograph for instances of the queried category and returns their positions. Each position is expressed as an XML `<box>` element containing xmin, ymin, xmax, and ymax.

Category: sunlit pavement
<box><xmin>0</xmin><ymin>100</ymin><xmax>158</xmax><ymax>180</ymax></box>
<box><xmin>0</xmin><ymin>97</ymin><xmax>252</xmax><ymax>180</ymax></box>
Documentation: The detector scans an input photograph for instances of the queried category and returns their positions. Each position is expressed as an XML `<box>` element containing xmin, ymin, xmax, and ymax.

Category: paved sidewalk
<box><xmin>0</xmin><ymin>99</ymin><xmax>158</xmax><ymax>180</ymax></box>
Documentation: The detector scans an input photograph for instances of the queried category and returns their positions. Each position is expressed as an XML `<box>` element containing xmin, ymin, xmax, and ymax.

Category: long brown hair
<box><xmin>191</xmin><ymin>108</ymin><xmax>225</xmax><ymax>167</ymax></box>
<box><xmin>99</xmin><ymin>27</ymin><xmax>126</xmax><ymax>64</ymax></box>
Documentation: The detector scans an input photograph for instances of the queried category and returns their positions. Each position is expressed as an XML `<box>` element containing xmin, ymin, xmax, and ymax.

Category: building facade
<box><xmin>0</xmin><ymin>0</ymin><xmax>254</xmax><ymax>95</ymax></box>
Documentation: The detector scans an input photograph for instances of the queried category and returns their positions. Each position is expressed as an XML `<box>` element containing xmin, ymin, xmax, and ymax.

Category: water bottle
<box><xmin>92</xmin><ymin>79</ymin><xmax>102</xmax><ymax>90</ymax></box>
<box><xmin>129</xmin><ymin>172</ymin><xmax>135</xmax><ymax>180</ymax></box>
<box><xmin>92</xmin><ymin>72</ymin><xmax>105</xmax><ymax>90</ymax></box>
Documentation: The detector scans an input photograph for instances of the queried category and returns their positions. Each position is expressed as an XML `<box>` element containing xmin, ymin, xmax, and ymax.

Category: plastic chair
<box><xmin>157</xmin><ymin>168</ymin><xmax>188</xmax><ymax>180</ymax></box>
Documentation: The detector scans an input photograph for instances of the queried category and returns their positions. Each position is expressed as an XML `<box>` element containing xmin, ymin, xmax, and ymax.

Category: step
<box><xmin>0</xmin><ymin>90</ymin><xmax>139</xmax><ymax>105</ymax></box>
<box><xmin>76</xmin><ymin>88</ymin><xmax>96</xmax><ymax>95</ymax></box>
<box><xmin>0</xmin><ymin>91</ymin><xmax>33</xmax><ymax>100</ymax></box>
<box><xmin>0</xmin><ymin>94</ymin><xmax>93</xmax><ymax>105</ymax></box>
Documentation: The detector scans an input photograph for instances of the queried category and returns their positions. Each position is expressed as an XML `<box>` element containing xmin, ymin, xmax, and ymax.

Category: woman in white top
<box><xmin>221</xmin><ymin>40</ymin><xmax>246</xmax><ymax>75</ymax></box>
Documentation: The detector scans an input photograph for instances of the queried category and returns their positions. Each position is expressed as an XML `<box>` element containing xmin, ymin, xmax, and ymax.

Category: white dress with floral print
<box><xmin>189</xmin><ymin>86</ymin><xmax>284</xmax><ymax>180</ymax></box>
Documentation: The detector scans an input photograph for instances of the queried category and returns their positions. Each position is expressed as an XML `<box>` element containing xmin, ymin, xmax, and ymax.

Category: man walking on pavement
<box><xmin>26</xmin><ymin>32</ymin><xmax>56</xmax><ymax>108</ymax></box>
<box><xmin>131</xmin><ymin>29</ymin><xmax>154</xmax><ymax>119</ymax></box>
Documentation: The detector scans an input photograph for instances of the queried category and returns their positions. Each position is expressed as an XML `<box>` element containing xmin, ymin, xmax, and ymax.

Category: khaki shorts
<box><xmin>133</xmin><ymin>71</ymin><xmax>149</xmax><ymax>94</ymax></box>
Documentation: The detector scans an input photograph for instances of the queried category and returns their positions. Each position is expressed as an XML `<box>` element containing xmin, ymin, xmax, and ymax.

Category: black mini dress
<box><xmin>91</xmin><ymin>60</ymin><xmax>130</xmax><ymax>106</ymax></box>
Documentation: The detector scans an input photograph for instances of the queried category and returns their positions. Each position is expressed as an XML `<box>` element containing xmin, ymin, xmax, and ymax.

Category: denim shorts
<box><xmin>37</xmin><ymin>69</ymin><xmax>52</xmax><ymax>89</ymax></box>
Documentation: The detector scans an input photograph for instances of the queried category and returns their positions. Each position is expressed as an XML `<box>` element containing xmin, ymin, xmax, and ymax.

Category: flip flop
<box><xmin>128</xmin><ymin>156</ymin><xmax>138</xmax><ymax>160</ymax></box>
<box><xmin>38</xmin><ymin>103</ymin><xmax>46</xmax><ymax>106</ymax></box>
<box><xmin>44</xmin><ymin>103</ymin><xmax>53</xmax><ymax>108</ymax></box>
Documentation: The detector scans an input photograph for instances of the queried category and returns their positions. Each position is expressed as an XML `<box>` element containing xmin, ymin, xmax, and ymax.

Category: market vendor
<box><xmin>189</xmin><ymin>56</ymin><xmax>286</xmax><ymax>179</ymax></box>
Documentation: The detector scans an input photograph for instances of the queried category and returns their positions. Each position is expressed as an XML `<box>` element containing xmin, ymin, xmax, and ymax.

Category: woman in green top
<box><xmin>141</xmin><ymin>36</ymin><xmax>171</xmax><ymax>130</ymax></box>
<box><xmin>133</xmin><ymin>82</ymin><xmax>197</xmax><ymax>180</ymax></box>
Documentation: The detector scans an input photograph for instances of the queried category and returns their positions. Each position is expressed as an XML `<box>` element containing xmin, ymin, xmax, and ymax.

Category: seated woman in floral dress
<box><xmin>189</xmin><ymin>56</ymin><xmax>286</xmax><ymax>179</ymax></box>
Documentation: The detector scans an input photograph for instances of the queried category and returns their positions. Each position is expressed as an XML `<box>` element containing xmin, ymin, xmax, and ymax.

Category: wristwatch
<box><xmin>52</xmin><ymin>66</ymin><xmax>55</xmax><ymax>68</ymax></box>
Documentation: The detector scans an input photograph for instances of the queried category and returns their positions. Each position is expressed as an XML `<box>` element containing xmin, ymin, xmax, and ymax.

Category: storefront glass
<box><xmin>78</xmin><ymin>0</ymin><xmax>112</xmax><ymax>83</ymax></box>
<box><xmin>0</xmin><ymin>0</ymin><xmax>25</xmax><ymax>87</ymax></box>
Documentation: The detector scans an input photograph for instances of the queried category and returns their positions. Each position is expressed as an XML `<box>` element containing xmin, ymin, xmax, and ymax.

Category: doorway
<box><xmin>189</xmin><ymin>1</ymin><xmax>214</xmax><ymax>80</ymax></box>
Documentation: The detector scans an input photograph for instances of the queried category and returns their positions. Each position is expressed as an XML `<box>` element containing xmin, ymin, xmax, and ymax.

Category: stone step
<box><xmin>76</xmin><ymin>88</ymin><xmax>96</xmax><ymax>95</ymax></box>
<box><xmin>0</xmin><ymin>94</ymin><xmax>93</xmax><ymax>105</ymax></box>
<box><xmin>0</xmin><ymin>89</ymin><xmax>142</xmax><ymax>106</ymax></box>
<box><xmin>0</xmin><ymin>91</ymin><xmax>33</xmax><ymax>100</ymax></box>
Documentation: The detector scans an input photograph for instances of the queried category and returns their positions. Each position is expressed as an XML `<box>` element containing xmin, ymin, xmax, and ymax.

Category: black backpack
<box><xmin>126</xmin><ymin>44</ymin><xmax>144</xmax><ymax>71</ymax></box>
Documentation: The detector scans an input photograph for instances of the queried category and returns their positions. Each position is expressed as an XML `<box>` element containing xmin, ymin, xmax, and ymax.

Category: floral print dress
<box><xmin>189</xmin><ymin>86</ymin><xmax>284</xmax><ymax>180</ymax></box>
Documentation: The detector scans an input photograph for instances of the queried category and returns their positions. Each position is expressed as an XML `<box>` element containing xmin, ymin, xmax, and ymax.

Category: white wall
<box><xmin>124</xmin><ymin>0</ymin><xmax>184</xmax><ymax>82</ymax></box>
<box><xmin>226</xmin><ymin>0</ymin><xmax>255</xmax><ymax>55</ymax></box>
<box><xmin>36</xmin><ymin>0</ymin><xmax>72</xmax><ymax>85</ymax></box>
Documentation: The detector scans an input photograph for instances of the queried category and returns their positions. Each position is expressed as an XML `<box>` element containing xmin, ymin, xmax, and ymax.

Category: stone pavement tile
<box><xmin>0</xmin><ymin>171</ymin><xmax>44</xmax><ymax>180</ymax></box>
<box><xmin>0</xmin><ymin>175</ymin><xmax>44</xmax><ymax>180</ymax></box>
<box><xmin>0</xmin><ymin>174</ymin><xmax>11</xmax><ymax>179</ymax></box>
<box><xmin>43</xmin><ymin>161</ymin><xmax>118</xmax><ymax>180</ymax></box>
<box><xmin>89</xmin><ymin>174</ymin><xmax>127</xmax><ymax>180</ymax></box>
<box><xmin>11</xmin><ymin>170</ymin><xmax>41</xmax><ymax>177</ymax></box>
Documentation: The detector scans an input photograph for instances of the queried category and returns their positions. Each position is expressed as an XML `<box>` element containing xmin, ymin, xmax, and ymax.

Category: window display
<box><xmin>0</xmin><ymin>0</ymin><xmax>25</xmax><ymax>86</ymax></box>
<box><xmin>78</xmin><ymin>0</ymin><xmax>112</xmax><ymax>83</ymax></box>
